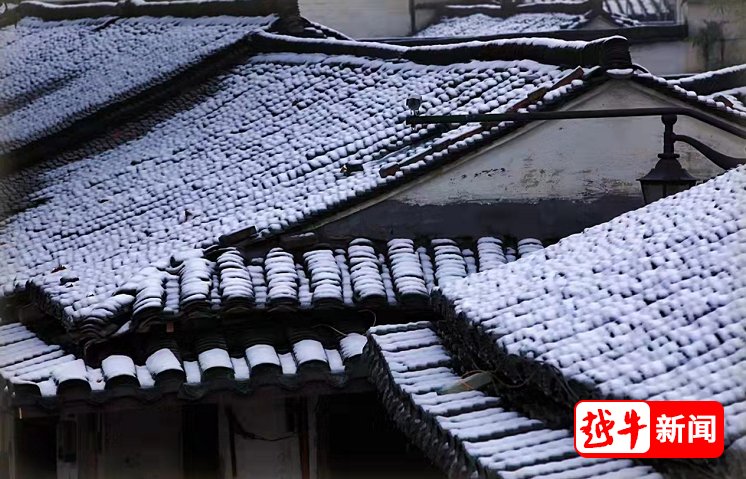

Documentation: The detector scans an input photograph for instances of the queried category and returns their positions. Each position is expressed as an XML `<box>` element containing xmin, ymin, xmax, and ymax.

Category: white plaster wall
<box><xmin>299</xmin><ymin>0</ymin><xmax>452</xmax><ymax>38</ymax></box>
<box><xmin>97</xmin><ymin>408</ymin><xmax>182</xmax><ymax>479</ymax></box>
<box><xmin>631</xmin><ymin>41</ymin><xmax>691</xmax><ymax>75</ymax></box>
<box><xmin>219</xmin><ymin>397</ymin><xmax>304</xmax><ymax>479</ymax></box>
<box><xmin>687</xmin><ymin>0</ymin><xmax>746</xmax><ymax>70</ymax></box>
<box><xmin>300</xmin><ymin>0</ymin><xmax>412</xmax><ymax>38</ymax></box>
<box><xmin>394</xmin><ymin>81</ymin><xmax>741</xmax><ymax>206</ymax></box>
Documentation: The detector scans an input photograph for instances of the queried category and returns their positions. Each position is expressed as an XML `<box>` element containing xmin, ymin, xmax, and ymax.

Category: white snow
<box><xmin>51</xmin><ymin>358</ymin><xmax>87</xmax><ymax>384</ymax></box>
<box><xmin>231</xmin><ymin>357</ymin><xmax>251</xmax><ymax>380</ymax></box>
<box><xmin>145</xmin><ymin>348</ymin><xmax>183</xmax><ymax>376</ymax></box>
<box><xmin>245</xmin><ymin>344</ymin><xmax>281</xmax><ymax>368</ymax></box>
<box><xmin>339</xmin><ymin>333</ymin><xmax>367</xmax><ymax>360</ymax></box>
<box><xmin>292</xmin><ymin>339</ymin><xmax>328</xmax><ymax>365</ymax></box>
<box><xmin>183</xmin><ymin>360</ymin><xmax>201</xmax><ymax>384</ymax></box>
<box><xmin>197</xmin><ymin>347</ymin><xmax>232</xmax><ymax>371</ymax></box>
<box><xmin>101</xmin><ymin>354</ymin><xmax>136</xmax><ymax>379</ymax></box>
<box><xmin>278</xmin><ymin>352</ymin><xmax>297</xmax><ymax>375</ymax></box>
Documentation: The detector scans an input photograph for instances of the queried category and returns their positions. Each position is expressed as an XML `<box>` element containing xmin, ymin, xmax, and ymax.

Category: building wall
<box><xmin>631</xmin><ymin>41</ymin><xmax>691</xmax><ymax>75</ymax></box>
<box><xmin>218</xmin><ymin>397</ymin><xmax>306</xmax><ymax>479</ymax></box>
<box><xmin>300</xmin><ymin>0</ymin><xmax>412</xmax><ymax>37</ymax></box>
<box><xmin>685</xmin><ymin>0</ymin><xmax>746</xmax><ymax>71</ymax></box>
<box><xmin>309</xmin><ymin>80</ymin><xmax>742</xmax><ymax>240</ymax></box>
<box><xmin>299</xmin><ymin>0</ymin><xmax>451</xmax><ymax>38</ymax></box>
<box><xmin>63</xmin><ymin>408</ymin><xmax>183</xmax><ymax>479</ymax></box>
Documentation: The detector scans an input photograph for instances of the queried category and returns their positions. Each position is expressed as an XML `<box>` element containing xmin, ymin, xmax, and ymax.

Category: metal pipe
<box><xmin>673</xmin><ymin>133</ymin><xmax>746</xmax><ymax>170</ymax></box>
<box><xmin>405</xmin><ymin>107</ymin><xmax>746</xmax><ymax>139</ymax></box>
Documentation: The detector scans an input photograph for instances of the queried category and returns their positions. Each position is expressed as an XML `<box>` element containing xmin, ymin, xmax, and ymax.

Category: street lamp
<box><xmin>638</xmin><ymin>154</ymin><xmax>698</xmax><ymax>204</ymax></box>
<box><xmin>638</xmin><ymin>115</ymin><xmax>697</xmax><ymax>204</ymax></box>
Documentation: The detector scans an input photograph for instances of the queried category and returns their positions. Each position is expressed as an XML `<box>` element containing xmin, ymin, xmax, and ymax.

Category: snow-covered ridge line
<box><xmin>441</xmin><ymin>0</ymin><xmax>596</xmax><ymax>16</ymax></box>
<box><xmin>15</xmin><ymin>236</ymin><xmax>544</xmax><ymax>342</ymax></box>
<box><xmin>0</xmin><ymin>321</ymin><xmax>369</xmax><ymax>403</ymax></box>
<box><xmin>633</xmin><ymin>71</ymin><xmax>746</xmax><ymax>120</ymax></box>
<box><xmin>10</xmin><ymin>0</ymin><xmax>293</xmax><ymax>21</ymax></box>
<box><xmin>670</xmin><ymin>63</ymin><xmax>746</xmax><ymax>96</ymax></box>
<box><xmin>252</xmin><ymin>30</ymin><xmax>630</xmax><ymax>68</ymax></box>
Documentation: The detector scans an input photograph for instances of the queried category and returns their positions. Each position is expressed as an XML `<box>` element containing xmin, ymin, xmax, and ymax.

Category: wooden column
<box><xmin>183</xmin><ymin>405</ymin><xmax>220</xmax><ymax>479</ymax></box>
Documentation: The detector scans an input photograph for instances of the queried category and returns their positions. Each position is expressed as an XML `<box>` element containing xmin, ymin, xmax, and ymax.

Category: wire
<box><xmin>311</xmin><ymin>323</ymin><xmax>345</xmax><ymax>337</ymax></box>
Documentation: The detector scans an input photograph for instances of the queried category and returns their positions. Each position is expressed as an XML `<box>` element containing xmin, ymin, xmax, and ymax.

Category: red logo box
<box><xmin>574</xmin><ymin>400</ymin><xmax>724</xmax><ymax>458</ymax></box>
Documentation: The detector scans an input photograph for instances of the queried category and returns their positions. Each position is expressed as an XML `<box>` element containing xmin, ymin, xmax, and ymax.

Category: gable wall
<box><xmin>308</xmin><ymin>81</ymin><xmax>743</xmax><ymax>240</ymax></box>
<box><xmin>299</xmin><ymin>0</ymin><xmax>451</xmax><ymax>37</ymax></box>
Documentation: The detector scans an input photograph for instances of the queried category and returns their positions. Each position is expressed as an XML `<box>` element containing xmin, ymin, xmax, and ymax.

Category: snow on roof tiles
<box><xmin>669</xmin><ymin>64</ymin><xmax>746</xmax><ymax>114</ymax></box>
<box><xmin>0</xmin><ymin>34</ymin><xmax>590</xmax><ymax>334</ymax></box>
<box><xmin>0</xmin><ymin>14</ymin><xmax>276</xmax><ymax>155</ymax></box>
<box><xmin>415</xmin><ymin>12</ymin><xmax>587</xmax><ymax>38</ymax></box>
<box><xmin>0</xmin><ymin>320</ymin><xmax>368</xmax><ymax>403</ymax></box>
<box><xmin>632</xmin><ymin>70</ymin><xmax>746</xmax><ymax>120</ymax></box>
<box><xmin>434</xmin><ymin>166</ymin><xmax>746</xmax><ymax>448</ymax></box>
<box><xmin>602</xmin><ymin>0</ymin><xmax>673</xmax><ymax>22</ymax></box>
<box><xmin>523</xmin><ymin>0</ymin><xmax>673</xmax><ymax>22</ymax></box>
<box><xmin>366</xmin><ymin>321</ymin><xmax>664</xmax><ymax>478</ymax></box>
<box><xmin>53</xmin><ymin>236</ymin><xmax>539</xmax><ymax>338</ymax></box>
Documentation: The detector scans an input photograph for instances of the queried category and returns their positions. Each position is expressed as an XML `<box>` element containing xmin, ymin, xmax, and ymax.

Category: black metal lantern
<box><xmin>638</xmin><ymin>153</ymin><xmax>698</xmax><ymax>205</ymax></box>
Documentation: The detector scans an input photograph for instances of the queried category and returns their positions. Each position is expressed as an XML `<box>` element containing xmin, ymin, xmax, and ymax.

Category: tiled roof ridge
<box><xmin>0</xmin><ymin>321</ymin><xmax>371</xmax><ymax>406</ymax></box>
<box><xmin>12</xmin><ymin>236</ymin><xmax>545</xmax><ymax>345</ymax></box>
<box><xmin>633</xmin><ymin>71</ymin><xmax>746</xmax><ymax>122</ymax></box>
<box><xmin>252</xmin><ymin>30</ymin><xmax>633</xmax><ymax>69</ymax></box>
<box><xmin>670</xmin><ymin>64</ymin><xmax>746</xmax><ymax>97</ymax></box>
<box><xmin>2</xmin><ymin>0</ymin><xmax>298</xmax><ymax>24</ymax></box>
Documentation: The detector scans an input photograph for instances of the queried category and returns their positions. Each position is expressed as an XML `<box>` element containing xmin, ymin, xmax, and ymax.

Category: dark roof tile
<box><xmin>0</xmin><ymin>320</ymin><xmax>369</xmax><ymax>404</ymax></box>
<box><xmin>366</xmin><ymin>321</ymin><xmax>664</xmax><ymax>478</ymax></box>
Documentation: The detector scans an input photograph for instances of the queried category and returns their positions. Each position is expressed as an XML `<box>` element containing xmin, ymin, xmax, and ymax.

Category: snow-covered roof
<box><xmin>0</xmin><ymin>14</ymin><xmax>277</xmax><ymax>155</ymax></box>
<box><xmin>366</xmin><ymin>321</ymin><xmax>665</xmax><ymax>478</ymax></box>
<box><xmin>0</xmin><ymin>22</ymin><xmax>741</xmax><ymax>346</ymax></box>
<box><xmin>602</xmin><ymin>0</ymin><xmax>673</xmax><ymax>22</ymax></box>
<box><xmin>670</xmin><ymin>64</ymin><xmax>746</xmax><ymax>113</ymax></box>
<box><xmin>0</xmin><ymin>320</ymin><xmax>369</xmax><ymax>404</ymax></box>
<box><xmin>66</xmin><ymin>236</ymin><xmax>542</xmax><ymax>340</ymax></box>
<box><xmin>434</xmin><ymin>166</ymin><xmax>746</xmax><ymax>449</ymax></box>
<box><xmin>414</xmin><ymin>0</ymin><xmax>649</xmax><ymax>40</ymax></box>
<box><xmin>1</xmin><ymin>32</ymin><xmax>613</xmax><ymax>335</ymax></box>
<box><xmin>414</xmin><ymin>12</ymin><xmax>588</xmax><ymax>39</ymax></box>
<box><xmin>522</xmin><ymin>0</ymin><xmax>674</xmax><ymax>22</ymax></box>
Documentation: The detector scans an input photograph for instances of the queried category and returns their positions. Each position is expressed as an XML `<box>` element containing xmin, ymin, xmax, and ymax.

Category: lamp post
<box><xmin>638</xmin><ymin>115</ymin><xmax>697</xmax><ymax>204</ymax></box>
<box><xmin>404</xmin><ymin>104</ymin><xmax>746</xmax><ymax>204</ymax></box>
